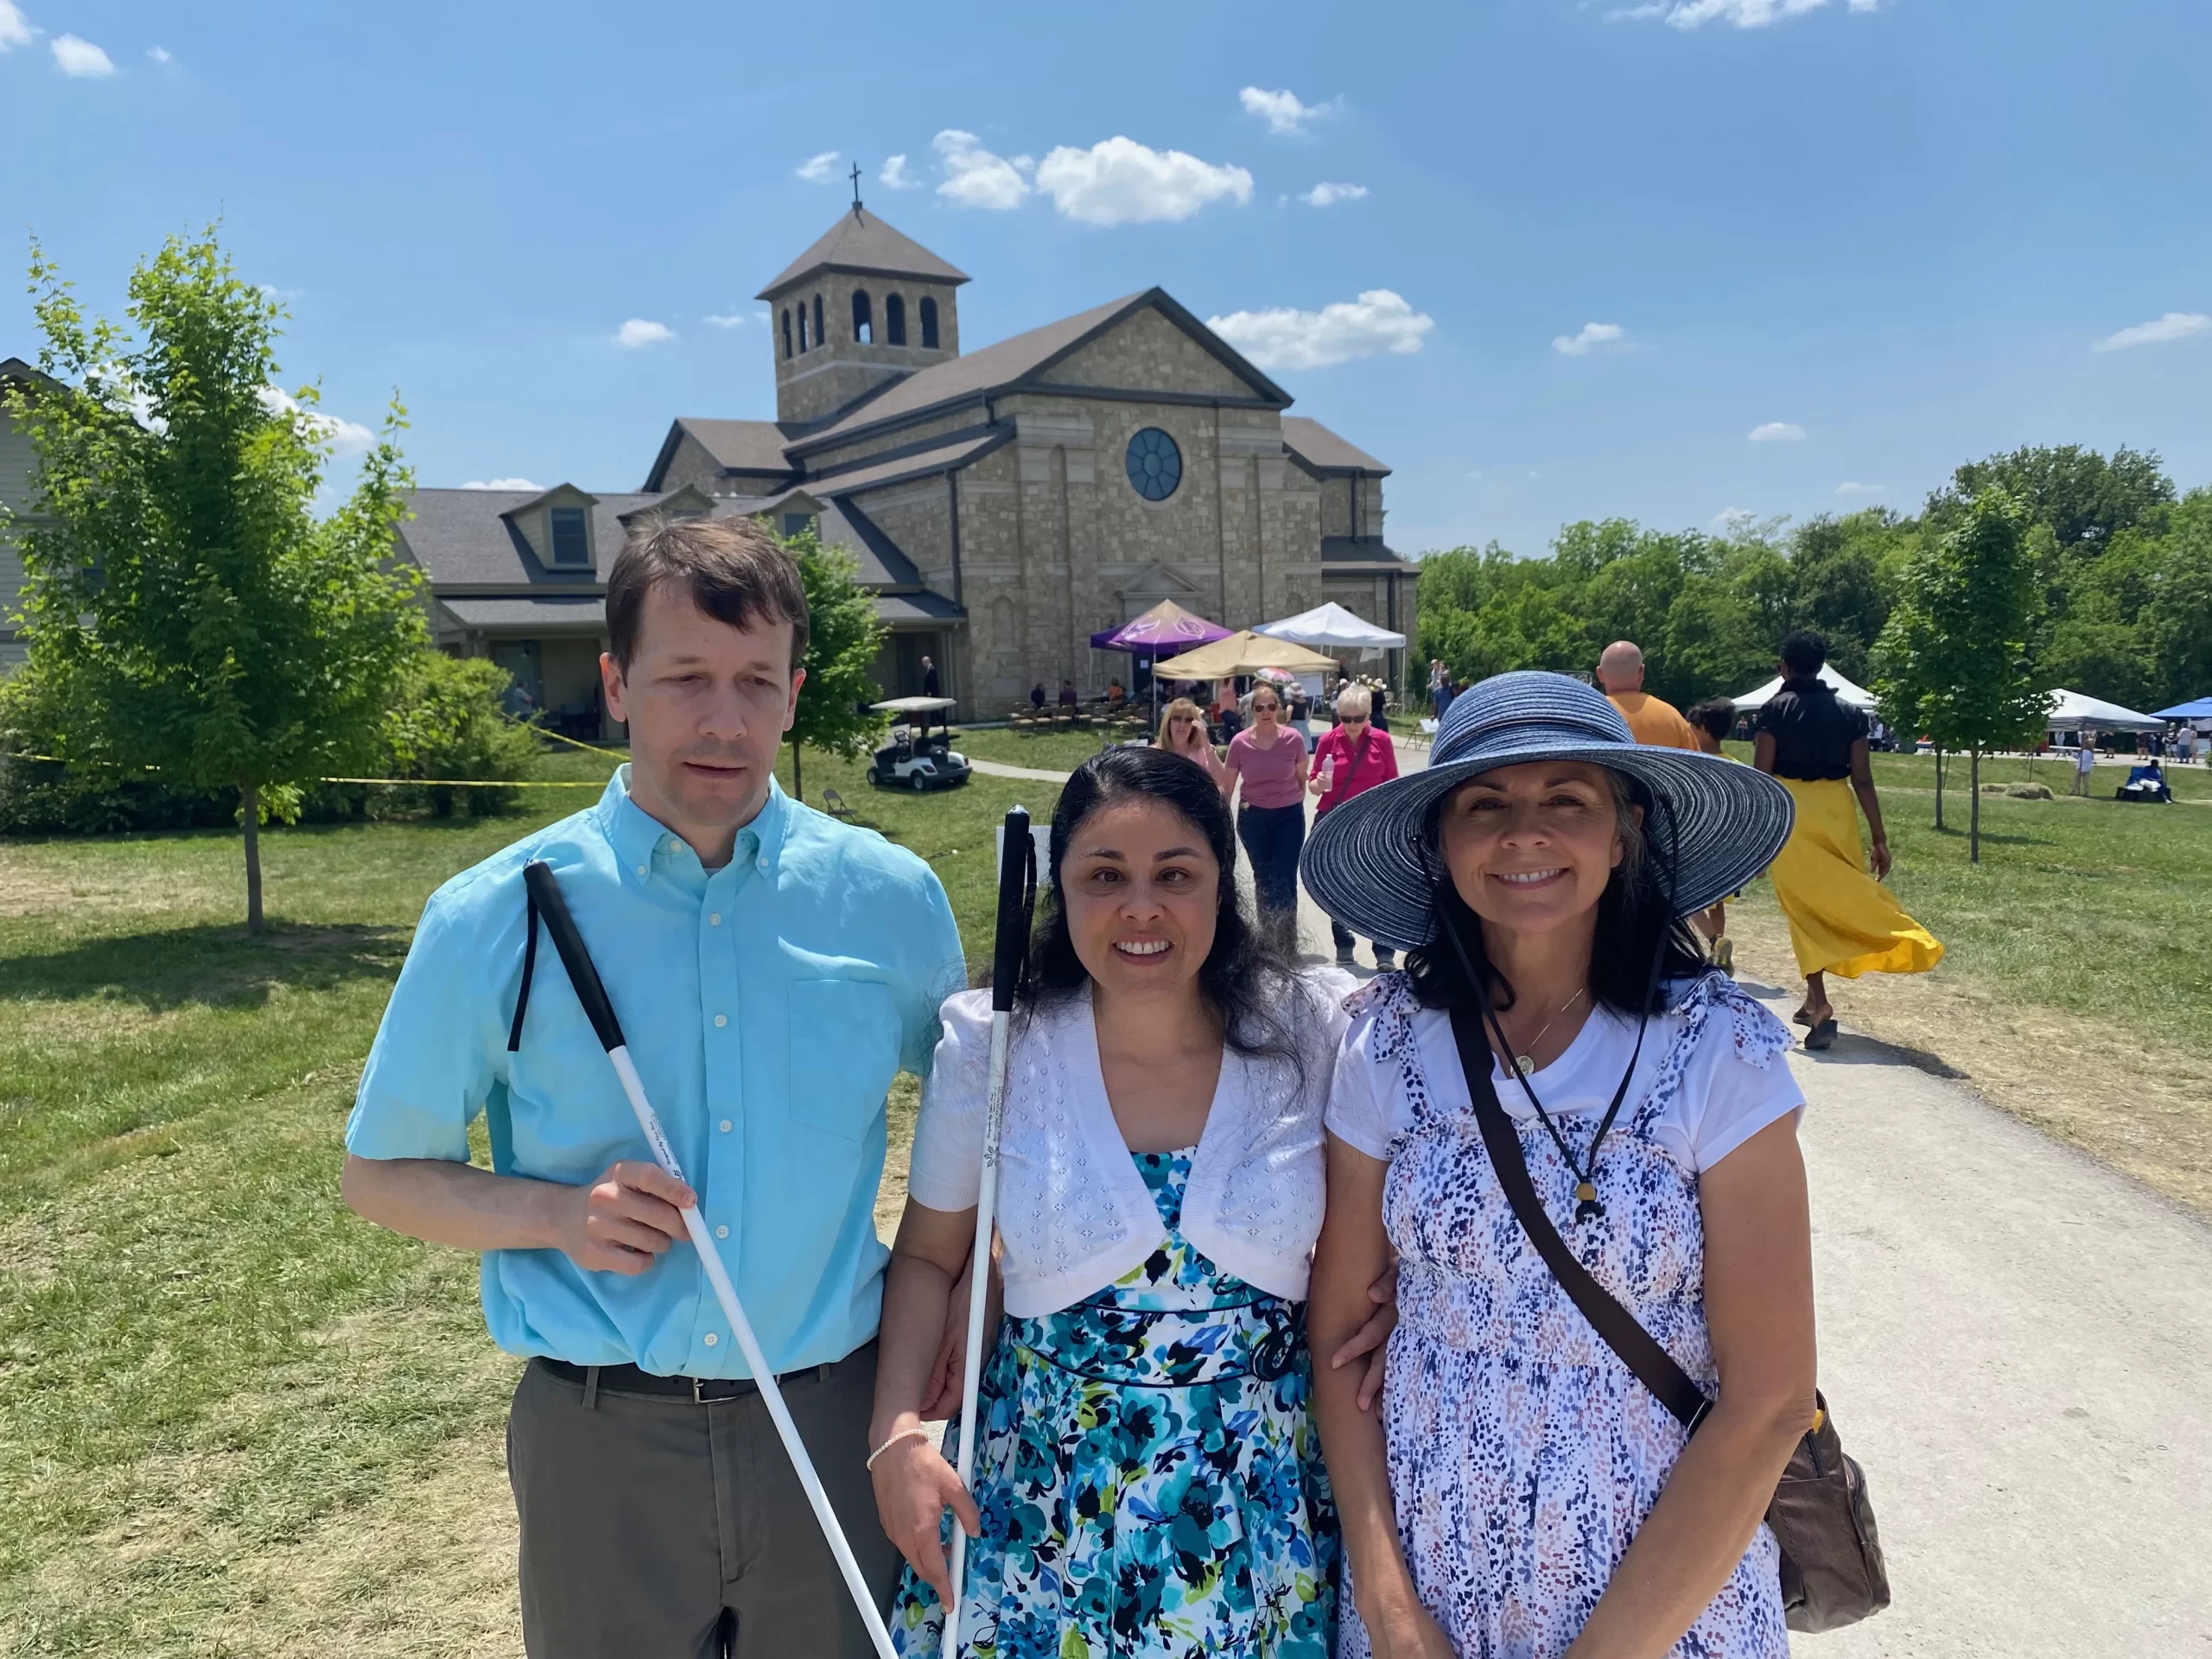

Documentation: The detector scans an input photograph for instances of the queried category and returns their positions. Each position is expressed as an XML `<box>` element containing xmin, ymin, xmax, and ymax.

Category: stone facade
<box><xmin>765</xmin><ymin>270</ymin><xmax>962</xmax><ymax>425</ymax></box>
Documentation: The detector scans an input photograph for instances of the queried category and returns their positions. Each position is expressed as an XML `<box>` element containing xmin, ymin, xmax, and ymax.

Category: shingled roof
<box><xmin>756</xmin><ymin>207</ymin><xmax>969</xmax><ymax>300</ymax></box>
<box><xmin>1282</xmin><ymin>416</ymin><xmax>1390</xmax><ymax>475</ymax></box>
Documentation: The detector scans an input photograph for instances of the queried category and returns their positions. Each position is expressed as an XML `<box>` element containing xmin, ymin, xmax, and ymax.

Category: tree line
<box><xmin>1415</xmin><ymin>446</ymin><xmax>2210</xmax><ymax>721</ymax></box>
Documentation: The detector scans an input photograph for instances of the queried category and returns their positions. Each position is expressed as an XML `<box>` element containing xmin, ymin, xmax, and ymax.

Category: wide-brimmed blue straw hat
<box><xmin>1300</xmin><ymin>671</ymin><xmax>1795</xmax><ymax>954</ymax></box>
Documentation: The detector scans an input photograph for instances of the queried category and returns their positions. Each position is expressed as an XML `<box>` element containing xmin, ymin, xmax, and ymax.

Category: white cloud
<box><xmin>462</xmin><ymin>477</ymin><xmax>541</xmax><ymax>492</ymax></box>
<box><xmin>258</xmin><ymin>385</ymin><xmax>373</xmax><ymax>457</ymax></box>
<box><xmin>933</xmin><ymin>129</ymin><xmax>1032</xmax><ymax>211</ymax></box>
<box><xmin>1612</xmin><ymin>0</ymin><xmax>1836</xmax><ymax>27</ymax></box>
<box><xmin>1206</xmin><ymin>289</ymin><xmax>1434</xmax><ymax>371</ymax></box>
<box><xmin>2094</xmin><ymin>311</ymin><xmax>2211</xmax><ymax>351</ymax></box>
<box><xmin>1239</xmin><ymin>86</ymin><xmax>1332</xmax><ymax>135</ymax></box>
<box><xmin>795</xmin><ymin>149</ymin><xmax>842</xmax><ymax>183</ymax></box>
<box><xmin>147</xmin><ymin>44</ymin><xmax>170</xmax><ymax>62</ymax></box>
<box><xmin>1035</xmin><ymin>137</ymin><xmax>1253</xmax><ymax>226</ymax></box>
<box><xmin>1302</xmin><ymin>181</ymin><xmax>1368</xmax><ymax>207</ymax></box>
<box><xmin>1847</xmin><ymin>0</ymin><xmax>1879</xmax><ymax>10</ymax></box>
<box><xmin>1835</xmin><ymin>480</ymin><xmax>1887</xmax><ymax>496</ymax></box>
<box><xmin>703</xmin><ymin>313</ymin><xmax>748</xmax><ymax>329</ymax></box>
<box><xmin>1749</xmin><ymin>421</ymin><xmax>1807</xmax><ymax>442</ymax></box>
<box><xmin>879</xmin><ymin>153</ymin><xmax>919</xmax><ymax>190</ymax></box>
<box><xmin>0</xmin><ymin>3</ymin><xmax>34</xmax><ymax>50</ymax></box>
<box><xmin>615</xmin><ymin>318</ymin><xmax>675</xmax><ymax>348</ymax></box>
<box><xmin>51</xmin><ymin>33</ymin><xmax>114</xmax><ymax>75</ymax></box>
<box><xmin>1553</xmin><ymin>321</ymin><xmax>1627</xmax><ymax>357</ymax></box>
<box><xmin>1713</xmin><ymin>507</ymin><xmax>1758</xmax><ymax>530</ymax></box>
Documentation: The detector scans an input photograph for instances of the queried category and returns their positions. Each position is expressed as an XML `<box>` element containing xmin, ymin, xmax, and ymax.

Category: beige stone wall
<box><xmin>1314</xmin><ymin>473</ymin><xmax>1389</xmax><ymax>540</ymax></box>
<box><xmin>1046</xmin><ymin>306</ymin><xmax>1253</xmax><ymax>397</ymax></box>
<box><xmin>770</xmin><ymin>271</ymin><xmax>961</xmax><ymax>425</ymax></box>
<box><xmin>654</xmin><ymin>429</ymin><xmax>731</xmax><ymax>496</ymax></box>
<box><xmin>847</xmin><ymin>478</ymin><xmax>953</xmax><ymax>590</ymax></box>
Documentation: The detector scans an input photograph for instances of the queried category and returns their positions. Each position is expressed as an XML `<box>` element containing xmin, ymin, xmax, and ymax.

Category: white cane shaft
<box><xmin>607</xmin><ymin>1047</ymin><xmax>898</xmax><ymax>1659</ymax></box>
<box><xmin>940</xmin><ymin>1013</ymin><xmax>1010</xmax><ymax>1659</ymax></box>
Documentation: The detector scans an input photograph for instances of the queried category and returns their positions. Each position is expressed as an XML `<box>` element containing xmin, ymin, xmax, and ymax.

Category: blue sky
<box><xmin>3</xmin><ymin>0</ymin><xmax>2208</xmax><ymax>557</ymax></box>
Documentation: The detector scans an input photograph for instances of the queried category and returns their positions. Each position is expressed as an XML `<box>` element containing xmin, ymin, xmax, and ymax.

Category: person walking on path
<box><xmin>1309</xmin><ymin>683</ymin><xmax>1402</xmax><ymax>972</ymax></box>
<box><xmin>341</xmin><ymin>516</ymin><xmax>967</xmax><ymax>1659</ymax></box>
<box><xmin>870</xmin><ymin>748</ymin><xmax>1357</xmax><ymax>1657</ymax></box>
<box><xmin>1686</xmin><ymin>697</ymin><xmax>1740</xmax><ymax>973</ymax></box>
<box><xmin>1596</xmin><ymin>639</ymin><xmax>1698</xmax><ymax>749</ymax></box>
<box><xmin>1754</xmin><ymin>630</ymin><xmax>1942</xmax><ymax>1050</ymax></box>
<box><xmin>1301</xmin><ymin>671</ymin><xmax>1813</xmax><ymax>1659</ymax></box>
<box><xmin>2074</xmin><ymin>737</ymin><xmax>2098</xmax><ymax>796</ymax></box>
<box><xmin>1154</xmin><ymin>695</ymin><xmax>1229</xmax><ymax>788</ymax></box>
<box><xmin>1221</xmin><ymin>682</ymin><xmax>1312</xmax><ymax>944</ymax></box>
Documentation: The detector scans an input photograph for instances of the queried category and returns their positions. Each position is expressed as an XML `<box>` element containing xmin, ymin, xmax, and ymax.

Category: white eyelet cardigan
<box><xmin>905</xmin><ymin>970</ymin><xmax>1352</xmax><ymax>1318</ymax></box>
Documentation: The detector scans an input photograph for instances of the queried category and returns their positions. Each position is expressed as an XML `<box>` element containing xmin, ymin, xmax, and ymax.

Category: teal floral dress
<box><xmin>890</xmin><ymin>1148</ymin><xmax>1338</xmax><ymax>1658</ymax></box>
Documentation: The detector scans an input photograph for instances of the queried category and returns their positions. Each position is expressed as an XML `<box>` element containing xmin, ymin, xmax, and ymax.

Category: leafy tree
<box><xmin>1874</xmin><ymin>489</ymin><xmax>2046</xmax><ymax>861</ymax></box>
<box><xmin>780</xmin><ymin>524</ymin><xmax>887</xmax><ymax>801</ymax></box>
<box><xmin>1936</xmin><ymin>443</ymin><xmax>2174</xmax><ymax>552</ymax></box>
<box><xmin>2</xmin><ymin>228</ymin><xmax>422</xmax><ymax>931</ymax></box>
<box><xmin>1785</xmin><ymin>510</ymin><xmax>1904</xmax><ymax>682</ymax></box>
<box><xmin>375</xmin><ymin>652</ymin><xmax>544</xmax><ymax>818</ymax></box>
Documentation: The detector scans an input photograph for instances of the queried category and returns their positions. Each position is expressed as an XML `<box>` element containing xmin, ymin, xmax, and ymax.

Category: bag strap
<box><xmin>1446</xmin><ymin>1002</ymin><xmax>1711</xmax><ymax>1433</ymax></box>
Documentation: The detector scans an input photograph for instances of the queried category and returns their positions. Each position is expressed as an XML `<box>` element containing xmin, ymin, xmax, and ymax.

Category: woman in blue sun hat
<box><xmin>1302</xmin><ymin>671</ymin><xmax>1818</xmax><ymax>1659</ymax></box>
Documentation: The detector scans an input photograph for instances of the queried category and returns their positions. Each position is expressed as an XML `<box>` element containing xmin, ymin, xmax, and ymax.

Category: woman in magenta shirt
<box><xmin>1308</xmin><ymin>683</ymin><xmax>1402</xmax><ymax>970</ymax></box>
<box><xmin>1220</xmin><ymin>683</ymin><xmax>1310</xmax><ymax>941</ymax></box>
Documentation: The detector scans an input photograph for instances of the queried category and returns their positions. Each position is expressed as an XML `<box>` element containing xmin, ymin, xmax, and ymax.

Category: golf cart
<box><xmin>866</xmin><ymin>696</ymin><xmax>972</xmax><ymax>791</ymax></box>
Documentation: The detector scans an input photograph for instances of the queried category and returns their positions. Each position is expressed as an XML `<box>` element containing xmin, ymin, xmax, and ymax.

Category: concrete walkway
<box><xmin>970</xmin><ymin>741</ymin><xmax>2212</xmax><ymax>1652</ymax></box>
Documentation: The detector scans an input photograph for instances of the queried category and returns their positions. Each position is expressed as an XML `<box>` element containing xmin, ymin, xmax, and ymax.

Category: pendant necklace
<box><xmin>1508</xmin><ymin>988</ymin><xmax>1586</xmax><ymax>1077</ymax></box>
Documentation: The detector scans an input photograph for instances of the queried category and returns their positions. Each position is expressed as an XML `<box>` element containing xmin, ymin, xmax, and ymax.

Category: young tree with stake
<box><xmin>4</xmin><ymin>229</ymin><xmax>423</xmax><ymax>931</ymax></box>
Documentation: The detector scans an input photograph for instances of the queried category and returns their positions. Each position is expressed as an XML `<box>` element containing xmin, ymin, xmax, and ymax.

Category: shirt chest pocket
<box><xmin>787</xmin><ymin>978</ymin><xmax>900</xmax><ymax>1140</ymax></box>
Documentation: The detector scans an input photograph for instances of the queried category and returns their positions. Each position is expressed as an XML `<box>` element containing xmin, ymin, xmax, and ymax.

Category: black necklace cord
<box><xmin>1442</xmin><ymin>787</ymin><xmax>1682</xmax><ymax>1223</ymax></box>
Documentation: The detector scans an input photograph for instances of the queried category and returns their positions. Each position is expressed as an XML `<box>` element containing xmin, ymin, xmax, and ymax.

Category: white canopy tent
<box><xmin>1254</xmin><ymin>601</ymin><xmax>1407</xmax><ymax>652</ymax></box>
<box><xmin>1728</xmin><ymin>665</ymin><xmax>1880</xmax><ymax>714</ymax></box>
<box><xmin>2044</xmin><ymin>688</ymin><xmax>2162</xmax><ymax>733</ymax></box>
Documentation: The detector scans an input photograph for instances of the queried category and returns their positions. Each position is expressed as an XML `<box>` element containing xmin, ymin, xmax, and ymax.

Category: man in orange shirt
<box><xmin>1596</xmin><ymin>639</ymin><xmax>1697</xmax><ymax>748</ymax></box>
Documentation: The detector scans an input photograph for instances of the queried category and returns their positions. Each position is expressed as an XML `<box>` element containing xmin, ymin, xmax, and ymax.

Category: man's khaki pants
<box><xmin>508</xmin><ymin>1346</ymin><xmax>901</xmax><ymax>1658</ymax></box>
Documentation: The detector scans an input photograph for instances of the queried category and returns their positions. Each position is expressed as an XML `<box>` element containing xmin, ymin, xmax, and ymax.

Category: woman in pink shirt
<box><xmin>1309</xmin><ymin>683</ymin><xmax>1402</xmax><ymax>970</ymax></box>
<box><xmin>1221</xmin><ymin>683</ymin><xmax>1310</xmax><ymax>940</ymax></box>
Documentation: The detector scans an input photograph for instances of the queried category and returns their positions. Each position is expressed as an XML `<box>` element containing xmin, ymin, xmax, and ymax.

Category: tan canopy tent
<box><xmin>1152</xmin><ymin>630</ymin><xmax>1341</xmax><ymax>679</ymax></box>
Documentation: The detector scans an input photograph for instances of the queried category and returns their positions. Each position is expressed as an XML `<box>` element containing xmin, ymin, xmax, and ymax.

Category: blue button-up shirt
<box><xmin>346</xmin><ymin>769</ymin><xmax>965</xmax><ymax>1377</ymax></box>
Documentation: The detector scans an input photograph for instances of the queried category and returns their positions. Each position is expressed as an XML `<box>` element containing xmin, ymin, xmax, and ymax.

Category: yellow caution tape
<box><xmin>525</xmin><ymin>724</ymin><xmax>630</xmax><ymax>760</ymax></box>
<box><xmin>319</xmin><ymin>776</ymin><xmax>608</xmax><ymax>788</ymax></box>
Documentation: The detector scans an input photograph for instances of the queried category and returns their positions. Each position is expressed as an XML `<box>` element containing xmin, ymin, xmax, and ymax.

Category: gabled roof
<box><xmin>1</xmin><ymin>355</ymin><xmax>66</xmax><ymax>396</ymax></box>
<box><xmin>401</xmin><ymin>487</ymin><xmax>667</xmax><ymax>585</ymax></box>
<box><xmin>788</xmin><ymin>289</ymin><xmax>1291</xmax><ymax>457</ymax></box>
<box><xmin>756</xmin><ymin>207</ymin><xmax>969</xmax><ymax>300</ymax></box>
<box><xmin>1283</xmin><ymin>416</ymin><xmax>1390</xmax><ymax>476</ymax></box>
<box><xmin>808</xmin><ymin>429</ymin><xmax>1013</xmax><ymax>496</ymax></box>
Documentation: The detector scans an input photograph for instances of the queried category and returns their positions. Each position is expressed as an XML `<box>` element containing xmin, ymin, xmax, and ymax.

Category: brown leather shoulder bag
<box><xmin>1446</xmin><ymin>1006</ymin><xmax>1891</xmax><ymax>1634</ymax></box>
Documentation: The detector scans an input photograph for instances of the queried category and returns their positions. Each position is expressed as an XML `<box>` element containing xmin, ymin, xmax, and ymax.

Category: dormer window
<box><xmin>919</xmin><ymin>296</ymin><xmax>939</xmax><ymax>350</ymax></box>
<box><xmin>548</xmin><ymin>505</ymin><xmax>591</xmax><ymax>569</ymax></box>
<box><xmin>780</xmin><ymin>512</ymin><xmax>816</xmax><ymax>539</ymax></box>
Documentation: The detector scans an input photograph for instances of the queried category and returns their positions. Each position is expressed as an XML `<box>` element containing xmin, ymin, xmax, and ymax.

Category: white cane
<box><xmin>521</xmin><ymin>861</ymin><xmax>898</xmax><ymax>1659</ymax></box>
<box><xmin>941</xmin><ymin>807</ymin><xmax>1036</xmax><ymax>1659</ymax></box>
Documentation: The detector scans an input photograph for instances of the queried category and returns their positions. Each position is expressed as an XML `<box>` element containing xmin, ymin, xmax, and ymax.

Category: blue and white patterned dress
<box><xmin>891</xmin><ymin>1148</ymin><xmax>1339</xmax><ymax>1658</ymax></box>
<box><xmin>1338</xmin><ymin>971</ymin><xmax>1795</xmax><ymax>1659</ymax></box>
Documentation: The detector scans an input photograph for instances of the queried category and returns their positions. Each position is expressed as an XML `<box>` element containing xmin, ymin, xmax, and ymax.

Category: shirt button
<box><xmin>757</xmin><ymin>857</ymin><xmax>767</xmax><ymax>871</ymax></box>
<box><xmin>635</xmin><ymin>864</ymin><xmax>648</xmax><ymax>878</ymax></box>
<box><xmin>714</xmin><ymin>1014</ymin><xmax>728</xmax><ymax>1027</ymax></box>
<box><xmin>715</xmin><ymin>1224</ymin><xmax>728</xmax><ymax>1239</ymax></box>
<box><xmin>702</xmin><ymin>1332</ymin><xmax>719</xmax><ymax>1347</ymax></box>
<box><xmin>720</xmin><ymin>1118</ymin><xmax>733</xmax><ymax>1133</ymax></box>
<box><xmin>709</xmin><ymin>912</ymin><xmax>721</xmax><ymax>925</ymax></box>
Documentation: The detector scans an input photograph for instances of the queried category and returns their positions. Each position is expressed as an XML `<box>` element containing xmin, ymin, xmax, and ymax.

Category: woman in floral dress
<box><xmin>1302</xmin><ymin>672</ymin><xmax>1818</xmax><ymax>1659</ymax></box>
<box><xmin>868</xmin><ymin>746</ymin><xmax>1355</xmax><ymax>1657</ymax></box>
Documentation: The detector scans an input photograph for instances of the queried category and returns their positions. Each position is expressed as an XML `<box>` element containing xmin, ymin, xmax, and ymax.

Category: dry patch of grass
<box><xmin>1726</xmin><ymin>898</ymin><xmax>2212</xmax><ymax>1217</ymax></box>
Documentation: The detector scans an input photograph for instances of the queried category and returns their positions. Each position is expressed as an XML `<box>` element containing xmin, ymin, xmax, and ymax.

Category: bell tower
<box><xmin>756</xmin><ymin>188</ymin><xmax>969</xmax><ymax>425</ymax></box>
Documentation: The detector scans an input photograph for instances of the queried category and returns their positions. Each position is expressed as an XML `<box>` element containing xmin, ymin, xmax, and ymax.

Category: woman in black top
<box><xmin>1752</xmin><ymin>631</ymin><xmax>1942</xmax><ymax>1047</ymax></box>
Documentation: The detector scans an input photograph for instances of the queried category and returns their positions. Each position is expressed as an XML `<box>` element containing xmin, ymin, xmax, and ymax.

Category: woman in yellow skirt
<box><xmin>1752</xmin><ymin>632</ymin><xmax>1942</xmax><ymax>1047</ymax></box>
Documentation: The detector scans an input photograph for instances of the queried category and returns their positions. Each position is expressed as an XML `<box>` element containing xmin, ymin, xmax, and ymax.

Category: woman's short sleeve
<box><xmin>1324</xmin><ymin>1008</ymin><xmax>1398</xmax><ymax>1160</ymax></box>
<box><xmin>906</xmin><ymin>989</ymin><xmax>995</xmax><ymax>1211</ymax></box>
<box><xmin>1678</xmin><ymin>993</ymin><xmax>1807</xmax><ymax>1172</ymax></box>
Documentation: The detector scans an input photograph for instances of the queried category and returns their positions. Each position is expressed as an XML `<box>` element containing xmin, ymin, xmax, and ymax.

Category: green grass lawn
<box><xmin>1719</xmin><ymin>744</ymin><xmax>2212</xmax><ymax>1056</ymax></box>
<box><xmin>0</xmin><ymin>743</ymin><xmax>1064</xmax><ymax>1656</ymax></box>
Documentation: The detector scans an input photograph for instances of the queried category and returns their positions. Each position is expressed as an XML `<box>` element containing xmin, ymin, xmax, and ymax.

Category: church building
<box><xmin>388</xmin><ymin>205</ymin><xmax>1418</xmax><ymax>726</ymax></box>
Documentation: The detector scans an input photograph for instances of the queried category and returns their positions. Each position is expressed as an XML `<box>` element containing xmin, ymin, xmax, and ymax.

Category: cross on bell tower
<box><xmin>849</xmin><ymin>162</ymin><xmax>863</xmax><ymax>217</ymax></box>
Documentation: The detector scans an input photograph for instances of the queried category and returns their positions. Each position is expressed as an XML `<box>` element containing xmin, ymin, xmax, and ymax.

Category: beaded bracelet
<box><xmin>866</xmin><ymin>1426</ymin><xmax>934</xmax><ymax>1471</ymax></box>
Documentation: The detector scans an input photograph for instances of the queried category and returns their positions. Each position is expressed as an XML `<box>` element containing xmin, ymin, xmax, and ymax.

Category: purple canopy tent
<box><xmin>1090</xmin><ymin>601</ymin><xmax>1235</xmax><ymax>723</ymax></box>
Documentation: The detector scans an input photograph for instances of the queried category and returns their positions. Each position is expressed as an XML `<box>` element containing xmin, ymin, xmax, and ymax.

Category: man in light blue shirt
<box><xmin>344</xmin><ymin>515</ymin><xmax>963</xmax><ymax>1658</ymax></box>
